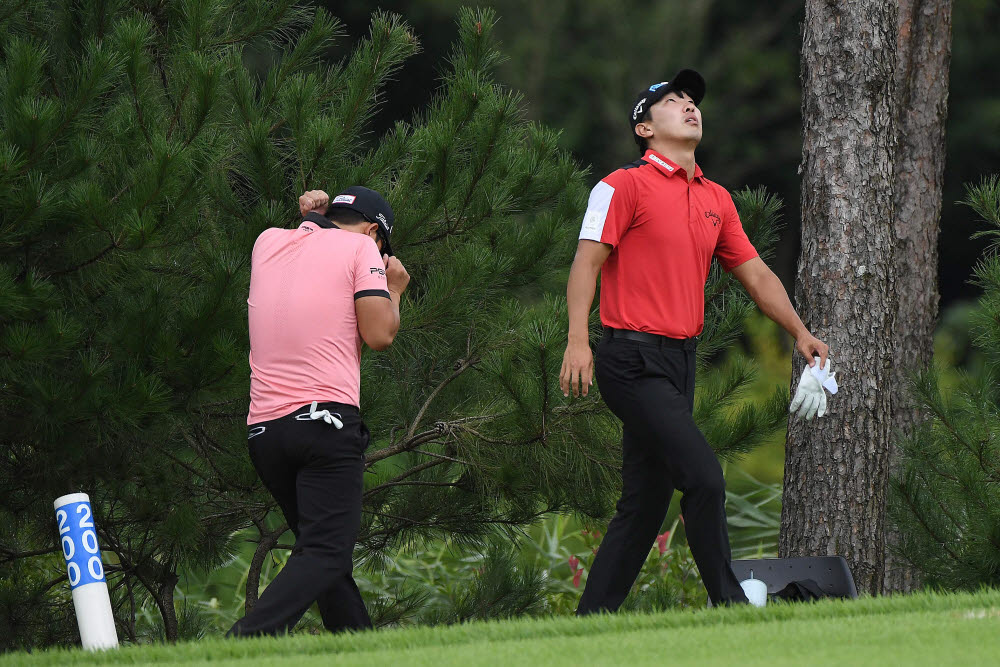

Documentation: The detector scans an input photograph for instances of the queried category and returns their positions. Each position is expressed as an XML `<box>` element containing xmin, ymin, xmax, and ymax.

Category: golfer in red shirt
<box><xmin>561</xmin><ymin>70</ymin><xmax>829</xmax><ymax>609</ymax></box>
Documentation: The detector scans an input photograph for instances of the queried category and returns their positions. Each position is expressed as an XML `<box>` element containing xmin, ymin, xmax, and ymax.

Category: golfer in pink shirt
<box><xmin>229</xmin><ymin>186</ymin><xmax>409</xmax><ymax>637</ymax></box>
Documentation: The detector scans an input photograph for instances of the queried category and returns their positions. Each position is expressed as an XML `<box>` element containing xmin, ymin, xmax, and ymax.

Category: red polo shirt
<box><xmin>579</xmin><ymin>149</ymin><xmax>758</xmax><ymax>338</ymax></box>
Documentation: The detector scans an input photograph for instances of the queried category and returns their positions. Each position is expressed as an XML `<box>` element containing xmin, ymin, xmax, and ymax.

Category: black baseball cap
<box><xmin>328</xmin><ymin>185</ymin><xmax>395</xmax><ymax>256</ymax></box>
<box><xmin>630</xmin><ymin>69</ymin><xmax>706</xmax><ymax>146</ymax></box>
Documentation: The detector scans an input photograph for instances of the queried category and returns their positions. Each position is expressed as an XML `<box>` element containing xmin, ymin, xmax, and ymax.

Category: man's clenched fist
<box><xmin>384</xmin><ymin>254</ymin><xmax>410</xmax><ymax>295</ymax></box>
<box><xmin>299</xmin><ymin>190</ymin><xmax>330</xmax><ymax>217</ymax></box>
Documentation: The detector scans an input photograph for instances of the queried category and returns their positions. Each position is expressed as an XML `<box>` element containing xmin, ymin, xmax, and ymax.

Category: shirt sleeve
<box><xmin>713</xmin><ymin>191</ymin><xmax>759</xmax><ymax>272</ymax></box>
<box><xmin>353</xmin><ymin>237</ymin><xmax>390</xmax><ymax>299</ymax></box>
<box><xmin>578</xmin><ymin>170</ymin><xmax>637</xmax><ymax>248</ymax></box>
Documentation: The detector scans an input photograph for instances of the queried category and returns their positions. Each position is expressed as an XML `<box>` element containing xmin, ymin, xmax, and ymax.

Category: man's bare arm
<box><xmin>731</xmin><ymin>256</ymin><xmax>829</xmax><ymax>367</ymax></box>
<box><xmin>560</xmin><ymin>240</ymin><xmax>612</xmax><ymax>397</ymax></box>
<box><xmin>356</xmin><ymin>255</ymin><xmax>408</xmax><ymax>351</ymax></box>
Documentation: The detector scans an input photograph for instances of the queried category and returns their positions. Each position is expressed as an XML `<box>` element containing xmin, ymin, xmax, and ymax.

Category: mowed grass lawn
<box><xmin>7</xmin><ymin>590</ymin><xmax>1000</xmax><ymax>666</ymax></box>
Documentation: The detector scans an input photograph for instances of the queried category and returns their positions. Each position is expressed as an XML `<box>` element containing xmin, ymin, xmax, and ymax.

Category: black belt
<box><xmin>603</xmin><ymin>327</ymin><xmax>697</xmax><ymax>351</ymax></box>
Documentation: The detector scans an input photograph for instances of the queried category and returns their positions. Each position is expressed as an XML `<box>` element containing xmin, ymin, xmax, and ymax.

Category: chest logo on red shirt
<box><xmin>704</xmin><ymin>210</ymin><xmax>722</xmax><ymax>227</ymax></box>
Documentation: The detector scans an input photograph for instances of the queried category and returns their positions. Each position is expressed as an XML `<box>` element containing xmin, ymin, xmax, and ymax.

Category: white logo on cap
<box><xmin>333</xmin><ymin>194</ymin><xmax>356</xmax><ymax>205</ymax></box>
<box><xmin>632</xmin><ymin>97</ymin><xmax>647</xmax><ymax>121</ymax></box>
<box><xmin>376</xmin><ymin>213</ymin><xmax>387</xmax><ymax>225</ymax></box>
<box><xmin>647</xmin><ymin>154</ymin><xmax>675</xmax><ymax>171</ymax></box>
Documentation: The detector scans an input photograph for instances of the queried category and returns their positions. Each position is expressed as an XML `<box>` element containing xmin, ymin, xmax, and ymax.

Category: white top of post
<box><xmin>54</xmin><ymin>493</ymin><xmax>91</xmax><ymax>509</ymax></box>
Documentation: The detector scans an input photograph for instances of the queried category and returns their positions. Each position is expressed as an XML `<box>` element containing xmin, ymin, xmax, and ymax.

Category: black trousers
<box><xmin>228</xmin><ymin>402</ymin><xmax>373</xmax><ymax>636</ymax></box>
<box><xmin>577</xmin><ymin>333</ymin><xmax>748</xmax><ymax>612</ymax></box>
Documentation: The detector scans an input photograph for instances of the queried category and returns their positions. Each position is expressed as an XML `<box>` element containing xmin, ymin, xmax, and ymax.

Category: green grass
<box><xmin>7</xmin><ymin>589</ymin><xmax>1000</xmax><ymax>666</ymax></box>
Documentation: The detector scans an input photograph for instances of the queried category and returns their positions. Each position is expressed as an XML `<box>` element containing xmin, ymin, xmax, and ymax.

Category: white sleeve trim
<box><xmin>579</xmin><ymin>181</ymin><xmax>615</xmax><ymax>242</ymax></box>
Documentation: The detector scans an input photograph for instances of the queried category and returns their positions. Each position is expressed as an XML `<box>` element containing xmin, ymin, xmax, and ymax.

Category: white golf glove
<box><xmin>294</xmin><ymin>401</ymin><xmax>344</xmax><ymax>429</ymax></box>
<box><xmin>789</xmin><ymin>357</ymin><xmax>838</xmax><ymax>421</ymax></box>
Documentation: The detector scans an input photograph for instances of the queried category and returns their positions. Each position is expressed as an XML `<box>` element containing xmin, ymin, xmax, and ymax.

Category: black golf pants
<box><xmin>228</xmin><ymin>402</ymin><xmax>373</xmax><ymax>636</ymax></box>
<box><xmin>577</xmin><ymin>332</ymin><xmax>748</xmax><ymax>612</ymax></box>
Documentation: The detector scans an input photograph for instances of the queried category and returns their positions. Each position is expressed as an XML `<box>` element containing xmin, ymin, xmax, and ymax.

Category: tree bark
<box><xmin>244</xmin><ymin>523</ymin><xmax>287</xmax><ymax>614</ymax></box>
<box><xmin>883</xmin><ymin>0</ymin><xmax>953</xmax><ymax>594</ymax></box>
<box><xmin>780</xmin><ymin>0</ymin><xmax>899</xmax><ymax>595</ymax></box>
<box><xmin>156</xmin><ymin>571</ymin><xmax>180</xmax><ymax>642</ymax></box>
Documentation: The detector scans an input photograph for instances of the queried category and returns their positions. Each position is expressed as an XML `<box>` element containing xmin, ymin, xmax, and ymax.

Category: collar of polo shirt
<box><xmin>643</xmin><ymin>149</ymin><xmax>704</xmax><ymax>180</ymax></box>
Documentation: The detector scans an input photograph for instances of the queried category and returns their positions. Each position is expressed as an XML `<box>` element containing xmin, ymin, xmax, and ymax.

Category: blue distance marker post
<box><xmin>53</xmin><ymin>493</ymin><xmax>119</xmax><ymax>651</ymax></box>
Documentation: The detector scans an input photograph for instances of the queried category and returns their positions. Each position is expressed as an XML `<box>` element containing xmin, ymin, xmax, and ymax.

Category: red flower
<box><xmin>656</xmin><ymin>532</ymin><xmax>670</xmax><ymax>555</ymax></box>
<box><xmin>573</xmin><ymin>567</ymin><xmax>583</xmax><ymax>588</ymax></box>
<box><xmin>568</xmin><ymin>555</ymin><xmax>580</xmax><ymax>571</ymax></box>
<box><xmin>592</xmin><ymin>531</ymin><xmax>602</xmax><ymax>541</ymax></box>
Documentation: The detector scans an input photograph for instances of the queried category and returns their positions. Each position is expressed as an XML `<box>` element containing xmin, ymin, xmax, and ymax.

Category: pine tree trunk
<box><xmin>244</xmin><ymin>523</ymin><xmax>287</xmax><ymax>614</ymax></box>
<box><xmin>780</xmin><ymin>0</ymin><xmax>899</xmax><ymax>595</ymax></box>
<box><xmin>156</xmin><ymin>572</ymin><xmax>180</xmax><ymax>642</ymax></box>
<box><xmin>883</xmin><ymin>0</ymin><xmax>953</xmax><ymax>595</ymax></box>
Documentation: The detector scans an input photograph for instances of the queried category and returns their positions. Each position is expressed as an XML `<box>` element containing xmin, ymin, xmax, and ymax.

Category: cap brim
<box><xmin>328</xmin><ymin>202</ymin><xmax>366</xmax><ymax>216</ymax></box>
<box><xmin>328</xmin><ymin>202</ymin><xmax>394</xmax><ymax>255</ymax></box>
<box><xmin>668</xmin><ymin>69</ymin><xmax>705</xmax><ymax>105</ymax></box>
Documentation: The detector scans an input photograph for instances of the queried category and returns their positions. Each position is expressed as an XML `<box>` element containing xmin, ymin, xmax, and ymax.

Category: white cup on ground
<box><xmin>740</xmin><ymin>570</ymin><xmax>768</xmax><ymax>607</ymax></box>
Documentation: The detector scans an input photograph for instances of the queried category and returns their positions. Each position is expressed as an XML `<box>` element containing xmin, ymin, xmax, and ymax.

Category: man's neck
<box><xmin>647</xmin><ymin>142</ymin><xmax>697</xmax><ymax>183</ymax></box>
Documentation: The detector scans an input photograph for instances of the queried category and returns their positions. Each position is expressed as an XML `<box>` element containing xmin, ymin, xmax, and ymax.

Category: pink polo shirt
<box><xmin>247</xmin><ymin>220</ymin><xmax>389</xmax><ymax>424</ymax></box>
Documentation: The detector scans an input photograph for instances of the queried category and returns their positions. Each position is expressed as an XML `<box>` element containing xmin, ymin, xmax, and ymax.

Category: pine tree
<box><xmin>887</xmin><ymin>176</ymin><xmax>1000</xmax><ymax>590</ymax></box>
<box><xmin>0</xmin><ymin>1</ymin><xmax>786</xmax><ymax>647</ymax></box>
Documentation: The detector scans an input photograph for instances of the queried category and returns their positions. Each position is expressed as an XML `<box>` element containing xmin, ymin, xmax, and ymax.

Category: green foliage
<box><xmin>695</xmin><ymin>356</ymin><xmax>788</xmax><ymax>460</ymax></box>
<box><xmin>161</xmin><ymin>467</ymin><xmax>782</xmax><ymax>635</ymax></box>
<box><xmin>0</xmin><ymin>554</ymin><xmax>80</xmax><ymax>651</ymax></box>
<box><xmin>517</xmin><ymin>514</ymin><xmax>708</xmax><ymax>615</ymax></box>
<box><xmin>717</xmin><ymin>311</ymin><xmax>793</xmax><ymax>485</ymax></box>
<box><xmin>724</xmin><ymin>468</ymin><xmax>782</xmax><ymax>558</ymax></box>
<box><xmin>889</xmin><ymin>176</ymin><xmax>1000</xmax><ymax>590</ymax></box>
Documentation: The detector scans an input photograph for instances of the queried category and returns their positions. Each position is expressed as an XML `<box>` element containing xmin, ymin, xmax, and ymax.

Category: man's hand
<box><xmin>560</xmin><ymin>340</ymin><xmax>594</xmax><ymax>398</ymax></box>
<box><xmin>795</xmin><ymin>332</ymin><xmax>829</xmax><ymax>368</ymax></box>
<box><xmin>384</xmin><ymin>254</ymin><xmax>409</xmax><ymax>295</ymax></box>
<box><xmin>299</xmin><ymin>190</ymin><xmax>329</xmax><ymax>217</ymax></box>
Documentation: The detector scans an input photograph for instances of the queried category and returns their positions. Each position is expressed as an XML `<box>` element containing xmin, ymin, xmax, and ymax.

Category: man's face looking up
<box><xmin>636</xmin><ymin>89</ymin><xmax>703</xmax><ymax>146</ymax></box>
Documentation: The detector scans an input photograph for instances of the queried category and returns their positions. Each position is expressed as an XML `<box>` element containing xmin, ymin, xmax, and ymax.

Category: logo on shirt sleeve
<box><xmin>579</xmin><ymin>181</ymin><xmax>615</xmax><ymax>242</ymax></box>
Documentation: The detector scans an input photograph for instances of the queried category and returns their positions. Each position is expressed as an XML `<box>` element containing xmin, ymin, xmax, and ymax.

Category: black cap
<box><xmin>630</xmin><ymin>69</ymin><xmax>706</xmax><ymax>146</ymax></box>
<box><xmin>328</xmin><ymin>186</ymin><xmax>395</xmax><ymax>256</ymax></box>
